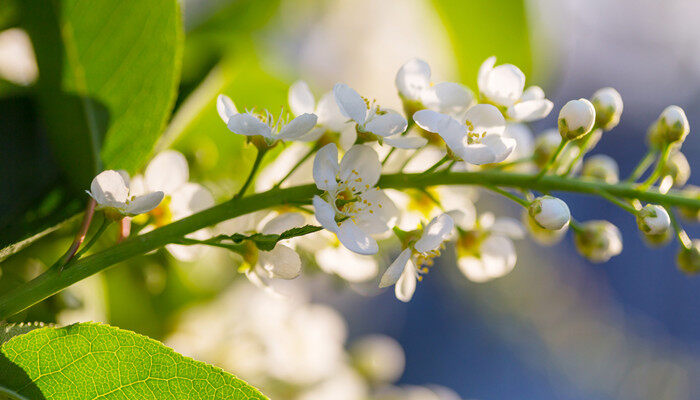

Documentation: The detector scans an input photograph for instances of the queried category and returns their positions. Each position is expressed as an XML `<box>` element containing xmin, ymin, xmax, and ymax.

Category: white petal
<box><xmin>333</xmin><ymin>83</ymin><xmax>367</xmax><ymax>125</ymax></box>
<box><xmin>395</xmin><ymin>58</ymin><xmax>431</xmax><ymax>100</ymax></box>
<box><xmin>460</xmin><ymin>143</ymin><xmax>496</xmax><ymax>165</ymax></box>
<box><xmin>288</xmin><ymin>80</ymin><xmax>316</xmax><ymax>116</ymax></box>
<box><xmin>507</xmin><ymin>99</ymin><xmax>553</xmax><ymax>122</ymax></box>
<box><xmin>338</xmin><ymin>125</ymin><xmax>358</xmax><ymax>151</ymax></box>
<box><xmin>262</xmin><ymin>212</ymin><xmax>305</xmax><ymax>235</ymax></box>
<box><xmin>480</xmin><ymin>235</ymin><xmax>517</xmax><ymax>277</ymax></box>
<box><xmin>259</xmin><ymin>244</ymin><xmax>302</xmax><ymax>279</ymax></box>
<box><xmin>227</xmin><ymin>113</ymin><xmax>272</xmax><ymax>138</ymax></box>
<box><xmin>383</xmin><ymin>135</ymin><xmax>428</xmax><ymax>149</ymax></box>
<box><xmin>313</xmin><ymin>196</ymin><xmax>338</xmax><ymax>233</ymax></box>
<box><xmin>339</xmin><ymin>145</ymin><xmax>381</xmax><ymax>188</ymax></box>
<box><xmin>465</xmin><ymin>104</ymin><xmax>506</xmax><ymax>136</ymax></box>
<box><xmin>128</xmin><ymin>175</ymin><xmax>146</xmax><ymax>197</ymax></box>
<box><xmin>126</xmin><ymin>191</ymin><xmax>164</xmax><ymax>215</ymax></box>
<box><xmin>457</xmin><ymin>256</ymin><xmax>490</xmax><ymax>283</ymax></box>
<box><xmin>116</xmin><ymin>170</ymin><xmax>130</xmax><ymax>188</ymax></box>
<box><xmin>316</xmin><ymin>246</ymin><xmax>378</xmax><ymax>282</ymax></box>
<box><xmin>337</xmin><ymin>221</ymin><xmax>378</xmax><ymax>255</ymax></box>
<box><xmin>313</xmin><ymin>143</ymin><xmax>340</xmax><ymax>191</ymax></box>
<box><xmin>90</xmin><ymin>170</ymin><xmax>129</xmax><ymax>206</ymax></box>
<box><xmin>395</xmin><ymin>260</ymin><xmax>417</xmax><ymax>302</ymax></box>
<box><xmin>277</xmin><ymin>113</ymin><xmax>318</xmax><ymax>140</ymax></box>
<box><xmin>295</xmin><ymin>126</ymin><xmax>325</xmax><ymax>142</ymax></box>
<box><xmin>364</xmin><ymin>111</ymin><xmax>407</xmax><ymax>137</ymax></box>
<box><xmin>355</xmin><ymin>189</ymin><xmax>399</xmax><ymax>234</ymax></box>
<box><xmin>169</xmin><ymin>183</ymin><xmax>214</xmax><ymax>220</ymax></box>
<box><xmin>480</xmin><ymin>134</ymin><xmax>516</xmax><ymax>163</ymax></box>
<box><xmin>491</xmin><ymin>217</ymin><xmax>526</xmax><ymax>239</ymax></box>
<box><xmin>477</xmin><ymin>56</ymin><xmax>496</xmax><ymax>93</ymax></box>
<box><xmin>421</xmin><ymin>82</ymin><xmax>474</xmax><ymax>116</ymax></box>
<box><xmin>413</xmin><ymin>110</ymin><xmax>466</xmax><ymax>154</ymax></box>
<box><xmin>521</xmin><ymin>86</ymin><xmax>545</xmax><ymax>101</ymax></box>
<box><xmin>145</xmin><ymin>150</ymin><xmax>189</xmax><ymax>195</ymax></box>
<box><xmin>316</xmin><ymin>92</ymin><xmax>348</xmax><ymax>132</ymax></box>
<box><xmin>217</xmin><ymin>94</ymin><xmax>237</xmax><ymax>124</ymax></box>
<box><xmin>379</xmin><ymin>248</ymin><xmax>412</xmax><ymax>287</ymax></box>
<box><xmin>480</xmin><ymin>63</ymin><xmax>525</xmax><ymax>107</ymax></box>
<box><xmin>414</xmin><ymin>214</ymin><xmax>454</xmax><ymax>253</ymax></box>
<box><xmin>446</xmin><ymin>209</ymin><xmax>476</xmax><ymax>231</ymax></box>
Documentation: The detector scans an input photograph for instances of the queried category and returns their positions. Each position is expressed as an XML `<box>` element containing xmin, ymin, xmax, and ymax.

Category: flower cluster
<box><xmin>80</xmin><ymin>55</ymin><xmax>699</xmax><ymax>305</ymax></box>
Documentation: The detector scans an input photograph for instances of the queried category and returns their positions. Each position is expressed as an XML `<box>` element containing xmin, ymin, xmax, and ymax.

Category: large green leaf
<box><xmin>0</xmin><ymin>323</ymin><xmax>267</xmax><ymax>400</ymax></box>
<box><xmin>20</xmin><ymin>0</ymin><xmax>183</xmax><ymax>188</ymax></box>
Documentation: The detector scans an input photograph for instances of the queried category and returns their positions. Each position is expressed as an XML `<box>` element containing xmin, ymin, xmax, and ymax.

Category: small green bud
<box><xmin>642</xmin><ymin>229</ymin><xmax>672</xmax><ymax>248</ymax></box>
<box><xmin>661</xmin><ymin>151</ymin><xmax>690</xmax><ymax>188</ymax></box>
<box><xmin>678</xmin><ymin>185</ymin><xmax>700</xmax><ymax>222</ymax></box>
<box><xmin>581</xmin><ymin>154</ymin><xmax>619</xmax><ymax>184</ymax></box>
<box><xmin>591</xmin><ymin>87</ymin><xmax>623</xmax><ymax>131</ymax></box>
<box><xmin>636</xmin><ymin>204</ymin><xmax>671</xmax><ymax>235</ymax></box>
<box><xmin>558</xmin><ymin>98</ymin><xmax>596</xmax><ymax>140</ymax></box>
<box><xmin>659</xmin><ymin>105</ymin><xmax>690</xmax><ymax>144</ymax></box>
<box><xmin>522</xmin><ymin>210</ymin><xmax>567</xmax><ymax>246</ymax></box>
<box><xmin>528</xmin><ymin>196</ymin><xmax>570</xmax><ymax>230</ymax></box>
<box><xmin>677</xmin><ymin>240</ymin><xmax>700</xmax><ymax>274</ymax></box>
<box><xmin>574</xmin><ymin>220</ymin><xmax>623</xmax><ymax>263</ymax></box>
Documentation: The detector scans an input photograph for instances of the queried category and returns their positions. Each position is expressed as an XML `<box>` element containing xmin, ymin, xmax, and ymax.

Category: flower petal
<box><xmin>413</xmin><ymin>110</ymin><xmax>466</xmax><ymax>154</ymax></box>
<box><xmin>421</xmin><ymin>82</ymin><xmax>474</xmax><ymax>116</ymax></box>
<box><xmin>258</xmin><ymin>244</ymin><xmax>302</xmax><ymax>279</ymax></box>
<box><xmin>316</xmin><ymin>91</ymin><xmax>348</xmax><ymax>132</ymax></box>
<box><xmin>364</xmin><ymin>111</ymin><xmax>407</xmax><ymax>137</ymax></box>
<box><xmin>383</xmin><ymin>134</ymin><xmax>428</xmax><ymax>149</ymax></box>
<box><xmin>217</xmin><ymin>94</ymin><xmax>237</xmax><ymax>124</ymax></box>
<box><xmin>480</xmin><ymin>63</ymin><xmax>525</xmax><ymax>107</ymax></box>
<box><xmin>395</xmin><ymin>58</ymin><xmax>431</xmax><ymax>100</ymax></box>
<box><xmin>288</xmin><ymin>80</ymin><xmax>315</xmax><ymax>116</ymax></box>
<box><xmin>507</xmin><ymin>99</ymin><xmax>553</xmax><ymax>122</ymax></box>
<box><xmin>355</xmin><ymin>189</ymin><xmax>399</xmax><ymax>234</ymax></box>
<box><xmin>379</xmin><ymin>248</ymin><xmax>412</xmax><ymax>287</ymax></box>
<box><xmin>477</xmin><ymin>56</ymin><xmax>496</xmax><ymax>93</ymax></box>
<box><xmin>169</xmin><ymin>183</ymin><xmax>214</xmax><ymax>220</ymax></box>
<box><xmin>90</xmin><ymin>170</ymin><xmax>129</xmax><ymax>207</ymax></box>
<box><xmin>145</xmin><ymin>150</ymin><xmax>189</xmax><ymax>195</ymax></box>
<box><xmin>277</xmin><ymin>113</ymin><xmax>318</xmax><ymax>140</ymax></box>
<box><xmin>465</xmin><ymin>103</ymin><xmax>506</xmax><ymax>136</ymax></box>
<box><xmin>126</xmin><ymin>191</ymin><xmax>164</xmax><ymax>215</ymax></box>
<box><xmin>313</xmin><ymin>195</ymin><xmax>338</xmax><ymax>233</ymax></box>
<box><xmin>316</xmin><ymin>246</ymin><xmax>378</xmax><ymax>282</ymax></box>
<box><xmin>491</xmin><ymin>217</ymin><xmax>526</xmax><ymax>239</ymax></box>
<box><xmin>337</xmin><ymin>220</ymin><xmax>378</xmax><ymax>255</ymax></box>
<box><xmin>414</xmin><ymin>213</ymin><xmax>454</xmax><ymax>253</ymax></box>
<box><xmin>333</xmin><ymin>83</ymin><xmax>367</xmax><ymax>125</ymax></box>
<box><xmin>313</xmin><ymin>143</ymin><xmax>340</xmax><ymax>191</ymax></box>
<box><xmin>262</xmin><ymin>212</ymin><xmax>306</xmax><ymax>235</ymax></box>
<box><xmin>460</xmin><ymin>143</ymin><xmax>496</xmax><ymax>165</ymax></box>
<box><xmin>480</xmin><ymin>133</ymin><xmax>516</xmax><ymax>164</ymax></box>
<box><xmin>227</xmin><ymin>113</ymin><xmax>272</xmax><ymax>138</ymax></box>
<box><xmin>480</xmin><ymin>235</ymin><xmax>517</xmax><ymax>277</ymax></box>
<box><xmin>395</xmin><ymin>260</ymin><xmax>417</xmax><ymax>302</ymax></box>
<box><xmin>339</xmin><ymin>145</ymin><xmax>381</xmax><ymax>188</ymax></box>
<box><xmin>457</xmin><ymin>256</ymin><xmax>489</xmax><ymax>283</ymax></box>
<box><xmin>521</xmin><ymin>85</ymin><xmax>545</xmax><ymax>101</ymax></box>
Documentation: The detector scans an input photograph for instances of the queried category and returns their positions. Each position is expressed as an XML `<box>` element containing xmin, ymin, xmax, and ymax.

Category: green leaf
<box><xmin>0</xmin><ymin>322</ymin><xmax>267</xmax><ymax>400</ymax></box>
<box><xmin>0</xmin><ymin>322</ymin><xmax>47</xmax><ymax>346</ymax></box>
<box><xmin>20</xmin><ymin>0</ymin><xmax>183</xmax><ymax>189</ymax></box>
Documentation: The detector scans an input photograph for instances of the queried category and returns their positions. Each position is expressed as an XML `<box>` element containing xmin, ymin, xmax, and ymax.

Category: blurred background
<box><xmin>1</xmin><ymin>0</ymin><xmax>699</xmax><ymax>399</ymax></box>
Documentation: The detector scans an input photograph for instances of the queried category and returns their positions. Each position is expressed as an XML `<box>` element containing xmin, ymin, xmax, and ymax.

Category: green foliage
<box><xmin>230</xmin><ymin>224</ymin><xmax>323</xmax><ymax>251</ymax></box>
<box><xmin>0</xmin><ymin>323</ymin><xmax>267</xmax><ymax>400</ymax></box>
<box><xmin>0</xmin><ymin>322</ymin><xmax>47</xmax><ymax>346</ymax></box>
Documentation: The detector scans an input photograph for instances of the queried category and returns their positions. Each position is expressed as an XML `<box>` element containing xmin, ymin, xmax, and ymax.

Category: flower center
<box><xmin>149</xmin><ymin>196</ymin><xmax>173</xmax><ymax>227</ymax></box>
<box><xmin>465</xmin><ymin>119</ymin><xmax>487</xmax><ymax>144</ymax></box>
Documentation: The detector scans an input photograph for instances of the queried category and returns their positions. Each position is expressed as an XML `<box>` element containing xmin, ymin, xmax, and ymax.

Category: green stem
<box><xmin>235</xmin><ymin>147</ymin><xmax>267</xmax><ymax>198</ymax></box>
<box><xmin>399</xmin><ymin>149</ymin><xmax>420</xmax><ymax>172</ymax></box>
<box><xmin>273</xmin><ymin>145</ymin><xmax>316</xmax><ymax>189</ymax></box>
<box><xmin>489</xmin><ymin>156</ymin><xmax>533</xmax><ymax>170</ymax></box>
<box><xmin>596</xmin><ymin>189</ymin><xmax>640</xmax><ymax>215</ymax></box>
<box><xmin>561</xmin><ymin>132</ymin><xmax>596</xmax><ymax>176</ymax></box>
<box><xmin>625</xmin><ymin>149</ymin><xmax>657</xmax><ymax>183</ymax></box>
<box><xmin>569</xmin><ymin>219</ymin><xmax>584</xmax><ymax>233</ymax></box>
<box><xmin>423</xmin><ymin>155</ymin><xmax>450</xmax><ymax>174</ymax></box>
<box><xmin>486</xmin><ymin>186</ymin><xmax>530</xmax><ymax>207</ymax></box>
<box><xmin>70</xmin><ymin>219</ymin><xmax>111</xmax><ymax>261</ymax></box>
<box><xmin>382</xmin><ymin>148</ymin><xmax>396</xmax><ymax>165</ymax></box>
<box><xmin>638</xmin><ymin>144</ymin><xmax>671</xmax><ymax>191</ymax></box>
<box><xmin>1</xmin><ymin>170</ymin><xmax>700</xmax><ymax>319</ymax></box>
<box><xmin>666</xmin><ymin>206</ymin><xmax>692</xmax><ymax>249</ymax></box>
<box><xmin>534</xmin><ymin>139</ymin><xmax>569</xmax><ymax>180</ymax></box>
<box><xmin>0</xmin><ymin>387</ymin><xmax>31</xmax><ymax>400</ymax></box>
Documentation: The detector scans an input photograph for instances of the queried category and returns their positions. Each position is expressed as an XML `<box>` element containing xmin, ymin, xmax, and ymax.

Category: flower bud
<box><xmin>533</xmin><ymin>129</ymin><xmax>581</xmax><ymax>174</ymax></box>
<box><xmin>659</xmin><ymin>105</ymin><xmax>689</xmax><ymax>144</ymax></box>
<box><xmin>574</xmin><ymin>220</ymin><xmax>623</xmax><ymax>263</ymax></box>
<box><xmin>581</xmin><ymin>154</ymin><xmax>619</xmax><ymax>184</ymax></box>
<box><xmin>646</xmin><ymin>119</ymin><xmax>665</xmax><ymax>150</ymax></box>
<box><xmin>678</xmin><ymin>185</ymin><xmax>700</xmax><ymax>222</ymax></box>
<box><xmin>591</xmin><ymin>87</ymin><xmax>623</xmax><ymax>131</ymax></box>
<box><xmin>528</xmin><ymin>196</ymin><xmax>570</xmax><ymax>230</ymax></box>
<box><xmin>660</xmin><ymin>151</ymin><xmax>690</xmax><ymax>188</ymax></box>
<box><xmin>642</xmin><ymin>228</ymin><xmax>672</xmax><ymax>248</ymax></box>
<box><xmin>558</xmin><ymin>98</ymin><xmax>596</xmax><ymax>140</ymax></box>
<box><xmin>677</xmin><ymin>239</ymin><xmax>700</xmax><ymax>274</ymax></box>
<box><xmin>522</xmin><ymin>210</ymin><xmax>567</xmax><ymax>246</ymax></box>
<box><xmin>350</xmin><ymin>335</ymin><xmax>405</xmax><ymax>384</ymax></box>
<box><xmin>636</xmin><ymin>204</ymin><xmax>671</xmax><ymax>235</ymax></box>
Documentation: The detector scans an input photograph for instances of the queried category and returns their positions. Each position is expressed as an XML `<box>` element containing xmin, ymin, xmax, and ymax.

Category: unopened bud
<box><xmin>558</xmin><ymin>98</ymin><xmax>596</xmax><ymax>140</ymax></box>
<box><xmin>591</xmin><ymin>87</ymin><xmax>623</xmax><ymax>131</ymax></box>
<box><xmin>522</xmin><ymin>210</ymin><xmax>567</xmax><ymax>246</ymax></box>
<box><xmin>350</xmin><ymin>335</ymin><xmax>405</xmax><ymax>384</ymax></box>
<box><xmin>581</xmin><ymin>154</ymin><xmax>619</xmax><ymax>184</ymax></box>
<box><xmin>659</xmin><ymin>105</ymin><xmax>689</xmax><ymax>144</ymax></box>
<box><xmin>574</xmin><ymin>220</ymin><xmax>623</xmax><ymax>263</ymax></box>
<box><xmin>661</xmin><ymin>151</ymin><xmax>690</xmax><ymax>188</ymax></box>
<box><xmin>636</xmin><ymin>204</ymin><xmax>671</xmax><ymax>235</ymax></box>
<box><xmin>678</xmin><ymin>185</ymin><xmax>700</xmax><ymax>222</ymax></box>
<box><xmin>677</xmin><ymin>240</ymin><xmax>700</xmax><ymax>274</ymax></box>
<box><xmin>528</xmin><ymin>196</ymin><xmax>570</xmax><ymax>230</ymax></box>
<box><xmin>642</xmin><ymin>229</ymin><xmax>672</xmax><ymax>248</ymax></box>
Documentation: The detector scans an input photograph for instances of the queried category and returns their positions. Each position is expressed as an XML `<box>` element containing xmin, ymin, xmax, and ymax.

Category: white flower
<box><xmin>413</xmin><ymin>104</ymin><xmax>516</xmax><ymax>164</ymax></box>
<box><xmin>502</xmin><ymin>123</ymin><xmax>535</xmax><ymax>172</ymax></box>
<box><xmin>395</xmin><ymin>58</ymin><xmax>474</xmax><ymax>116</ymax></box>
<box><xmin>573</xmin><ymin>220</ymin><xmax>623</xmax><ymax>263</ymax></box>
<box><xmin>130</xmin><ymin>150</ymin><xmax>215</xmax><ymax>261</ymax></box>
<box><xmin>217</xmin><ymin>94</ymin><xmax>318</xmax><ymax>145</ymax></box>
<box><xmin>558</xmin><ymin>98</ymin><xmax>596</xmax><ymax>140</ymax></box>
<box><xmin>313</xmin><ymin>143</ymin><xmax>399</xmax><ymax>255</ymax></box>
<box><xmin>333</xmin><ymin>83</ymin><xmax>427</xmax><ymax>149</ymax></box>
<box><xmin>288</xmin><ymin>81</ymin><xmax>357</xmax><ymax>148</ymax></box>
<box><xmin>636</xmin><ymin>204</ymin><xmax>671</xmax><ymax>235</ymax></box>
<box><xmin>315</xmin><ymin>241</ymin><xmax>379</xmax><ymax>282</ymax></box>
<box><xmin>87</xmin><ymin>170</ymin><xmax>163</xmax><ymax>218</ymax></box>
<box><xmin>528</xmin><ymin>195</ymin><xmax>570</xmax><ymax>231</ymax></box>
<box><xmin>379</xmin><ymin>214</ymin><xmax>454</xmax><ymax>302</ymax></box>
<box><xmin>454</xmin><ymin>212</ymin><xmax>524</xmax><ymax>282</ymax></box>
<box><xmin>350</xmin><ymin>335</ymin><xmax>405</xmax><ymax>384</ymax></box>
<box><xmin>591</xmin><ymin>87</ymin><xmax>623</xmax><ymax>130</ymax></box>
<box><xmin>478</xmin><ymin>56</ymin><xmax>553</xmax><ymax>122</ymax></box>
<box><xmin>659</xmin><ymin>105</ymin><xmax>690</xmax><ymax>143</ymax></box>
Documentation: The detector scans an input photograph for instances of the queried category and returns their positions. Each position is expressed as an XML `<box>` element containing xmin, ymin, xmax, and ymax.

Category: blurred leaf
<box><xmin>0</xmin><ymin>323</ymin><xmax>268</xmax><ymax>399</ymax></box>
<box><xmin>0</xmin><ymin>322</ymin><xmax>47</xmax><ymax>346</ymax></box>
<box><xmin>20</xmin><ymin>0</ymin><xmax>183</xmax><ymax>189</ymax></box>
<box><xmin>0</xmin><ymin>0</ymin><xmax>18</xmax><ymax>30</ymax></box>
<box><xmin>431</xmin><ymin>0</ymin><xmax>532</xmax><ymax>86</ymax></box>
